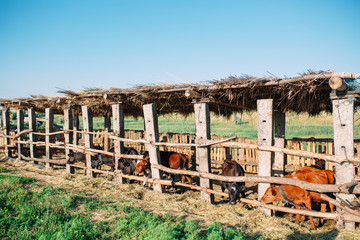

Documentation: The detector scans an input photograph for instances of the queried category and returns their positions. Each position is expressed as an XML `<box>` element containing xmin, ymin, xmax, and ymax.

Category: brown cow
<box><xmin>221</xmin><ymin>159</ymin><xmax>246</xmax><ymax>205</ymax></box>
<box><xmin>134</xmin><ymin>151</ymin><xmax>192</xmax><ymax>190</ymax></box>
<box><xmin>261</xmin><ymin>166</ymin><xmax>335</xmax><ymax>230</ymax></box>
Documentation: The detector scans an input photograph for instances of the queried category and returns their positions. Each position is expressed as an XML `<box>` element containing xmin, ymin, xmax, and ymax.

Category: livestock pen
<box><xmin>1</xmin><ymin>70</ymin><xmax>360</xmax><ymax>229</ymax></box>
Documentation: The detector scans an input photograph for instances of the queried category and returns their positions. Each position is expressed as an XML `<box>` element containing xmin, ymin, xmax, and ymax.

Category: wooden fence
<box><xmin>81</xmin><ymin>129</ymin><xmax>360</xmax><ymax>176</ymax></box>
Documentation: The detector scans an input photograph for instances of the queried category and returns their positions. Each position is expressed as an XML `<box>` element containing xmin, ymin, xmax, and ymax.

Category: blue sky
<box><xmin>0</xmin><ymin>0</ymin><xmax>359</xmax><ymax>99</ymax></box>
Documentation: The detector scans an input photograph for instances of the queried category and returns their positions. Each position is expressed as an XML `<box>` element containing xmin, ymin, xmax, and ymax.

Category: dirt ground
<box><xmin>1</xmin><ymin>156</ymin><xmax>360</xmax><ymax>239</ymax></box>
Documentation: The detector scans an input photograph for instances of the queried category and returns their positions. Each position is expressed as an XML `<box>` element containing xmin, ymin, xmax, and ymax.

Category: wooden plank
<box><xmin>28</xmin><ymin>108</ymin><xmax>37</xmax><ymax>164</ymax></box>
<box><xmin>273</xmin><ymin>110</ymin><xmax>285</xmax><ymax>176</ymax></box>
<box><xmin>257</xmin><ymin>99</ymin><xmax>273</xmax><ymax>216</ymax></box>
<box><xmin>333</xmin><ymin>98</ymin><xmax>355</xmax><ymax>229</ymax></box>
<box><xmin>82</xmin><ymin>106</ymin><xmax>94</xmax><ymax>177</ymax></box>
<box><xmin>45</xmin><ymin>108</ymin><xmax>53</xmax><ymax>168</ymax></box>
<box><xmin>143</xmin><ymin>103</ymin><xmax>164</xmax><ymax>192</ymax></box>
<box><xmin>2</xmin><ymin>108</ymin><xmax>10</xmax><ymax>156</ymax></box>
<box><xmin>112</xmin><ymin>103</ymin><xmax>125</xmax><ymax>183</ymax></box>
<box><xmin>17</xmin><ymin>109</ymin><xmax>24</xmax><ymax>159</ymax></box>
<box><xmin>64</xmin><ymin>108</ymin><xmax>74</xmax><ymax>174</ymax></box>
<box><xmin>194</xmin><ymin>102</ymin><xmax>214</xmax><ymax>203</ymax></box>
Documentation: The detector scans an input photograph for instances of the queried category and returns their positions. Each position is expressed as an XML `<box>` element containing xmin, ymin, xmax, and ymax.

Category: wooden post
<box><xmin>112</xmin><ymin>103</ymin><xmax>124</xmax><ymax>183</ymax></box>
<box><xmin>82</xmin><ymin>106</ymin><xmax>94</xmax><ymax>177</ymax></box>
<box><xmin>28</xmin><ymin>108</ymin><xmax>37</xmax><ymax>163</ymax></box>
<box><xmin>257</xmin><ymin>99</ymin><xmax>274</xmax><ymax>216</ymax></box>
<box><xmin>333</xmin><ymin>98</ymin><xmax>355</xmax><ymax>229</ymax></box>
<box><xmin>194</xmin><ymin>101</ymin><xmax>214</xmax><ymax>203</ymax></box>
<box><xmin>2</xmin><ymin>108</ymin><xmax>10</xmax><ymax>157</ymax></box>
<box><xmin>45</xmin><ymin>108</ymin><xmax>53</xmax><ymax>168</ymax></box>
<box><xmin>64</xmin><ymin>108</ymin><xmax>74</xmax><ymax>174</ymax></box>
<box><xmin>143</xmin><ymin>103</ymin><xmax>164</xmax><ymax>192</ymax></box>
<box><xmin>273</xmin><ymin>110</ymin><xmax>285</xmax><ymax>176</ymax></box>
<box><xmin>104</xmin><ymin>116</ymin><xmax>111</xmax><ymax>151</ymax></box>
<box><xmin>17</xmin><ymin>109</ymin><xmax>24</xmax><ymax>159</ymax></box>
<box><xmin>73</xmin><ymin>115</ymin><xmax>80</xmax><ymax>146</ymax></box>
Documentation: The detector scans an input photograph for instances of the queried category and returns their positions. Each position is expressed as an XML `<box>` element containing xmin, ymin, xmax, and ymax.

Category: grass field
<box><xmin>8</xmin><ymin>110</ymin><xmax>360</xmax><ymax>139</ymax></box>
<box><xmin>0</xmin><ymin>171</ymin><xmax>256</xmax><ymax>239</ymax></box>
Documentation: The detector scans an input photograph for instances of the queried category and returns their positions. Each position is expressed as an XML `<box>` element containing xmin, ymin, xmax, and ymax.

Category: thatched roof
<box><xmin>1</xmin><ymin>70</ymin><xmax>359</xmax><ymax>117</ymax></box>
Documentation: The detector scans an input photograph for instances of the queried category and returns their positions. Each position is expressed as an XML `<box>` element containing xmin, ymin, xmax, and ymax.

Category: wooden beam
<box><xmin>28</xmin><ymin>108</ymin><xmax>37</xmax><ymax>164</ymax></box>
<box><xmin>104</xmin><ymin>116</ymin><xmax>112</xmax><ymax>151</ymax></box>
<box><xmin>64</xmin><ymin>108</ymin><xmax>74</xmax><ymax>174</ymax></box>
<box><xmin>73</xmin><ymin>115</ymin><xmax>80</xmax><ymax>146</ymax></box>
<box><xmin>112</xmin><ymin>103</ymin><xmax>125</xmax><ymax>183</ymax></box>
<box><xmin>333</xmin><ymin>98</ymin><xmax>355</xmax><ymax>229</ymax></box>
<box><xmin>143</xmin><ymin>103</ymin><xmax>164</xmax><ymax>193</ymax></box>
<box><xmin>82</xmin><ymin>106</ymin><xmax>94</xmax><ymax>177</ymax></box>
<box><xmin>17</xmin><ymin>109</ymin><xmax>24</xmax><ymax>159</ymax></box>
<box><xmin>2</xmin><ymin>108</ymin><xmax>10</xmax><ymax>156</ymax></box>
<box><xmin>194</xmin><ymin>102</ymin><xmax>214</xmax><ymax>203</ymax></box>
<box><xmin>273</xmin><ymin>110</ymin><xmax>285</xmax><ymax>176</ymax></box>
<box><xmin>45</xmin><ymin>108</ymin><xmax>53</xmax><ymax>168</ymax></box>
<box><xmin>257</xmin><ymin>99</ymin><xmax>274</xmax><ymax>216</ymax></box>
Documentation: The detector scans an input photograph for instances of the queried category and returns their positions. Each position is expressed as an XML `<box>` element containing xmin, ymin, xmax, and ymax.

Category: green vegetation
<box><xmin>0</xmin><ymin>172</ymin><xmax>256</xmax><ymax>239</ymax></box>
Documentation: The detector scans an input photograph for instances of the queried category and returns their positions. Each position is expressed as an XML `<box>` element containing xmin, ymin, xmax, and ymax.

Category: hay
<box><xmin>0</xmin><ymin>71</ymin><xmax>354</xmax><ymax>117</ymax></box>
<box><xmin>2</xmin><ymin>158</ymin><xmax>360</xmax><ymax>239</ymax></box>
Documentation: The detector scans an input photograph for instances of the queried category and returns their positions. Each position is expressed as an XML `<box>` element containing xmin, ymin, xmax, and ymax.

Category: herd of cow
<box><xmin>67</xmin><ymin>149</ymin><xmax>335</xmax><ymax>230</ymax></box>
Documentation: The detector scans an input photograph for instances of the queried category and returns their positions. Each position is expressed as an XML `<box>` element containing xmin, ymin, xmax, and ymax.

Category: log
<box><xmin>329</xmin><ymin>76</ymin><xmax>348</xmax><ymax>91</ymax></box>
<box><xmin>320</xmin><ymin>194</ymin><xmax>360</xmax><ymax>217</ymax></box>
<box><xmin>66</xmin><ymin>143</ymin><xmax>143</xmax><ymax>159</ymax></box>
<box><xmin>17</xmin><ymin>153</ymin><xmax>68</xmax><ymax>164</ymax></box>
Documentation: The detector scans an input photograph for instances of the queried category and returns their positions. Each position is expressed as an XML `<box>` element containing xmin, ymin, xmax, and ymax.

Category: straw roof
<box><xmin>0</xmin><ymin>70</ymin><xmax>359</xmax><ymax>117</ymax></box>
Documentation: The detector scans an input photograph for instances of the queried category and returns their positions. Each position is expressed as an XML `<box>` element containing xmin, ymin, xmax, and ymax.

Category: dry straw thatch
<box><xmin>1</xmin><ymin>70</ymin><xmax>359</xmax><ymax>117</ymax></box>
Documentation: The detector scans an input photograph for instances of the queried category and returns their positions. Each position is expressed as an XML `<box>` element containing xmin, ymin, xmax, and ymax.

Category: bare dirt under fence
<box><xmin>1</xmin><ymin>156</ymin><xmax>360</xmax><ymax>239</ymax></box>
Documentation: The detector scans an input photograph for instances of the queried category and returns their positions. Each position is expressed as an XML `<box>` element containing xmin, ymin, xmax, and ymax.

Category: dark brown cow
<box><xmin>221</xmin><ymin>159</ymin><xmax>245</xmax><ymax>205</ymax></box>
<box><xmin>134</xmin><ymin>151</ymin><xmax>192</xmax><ymax>188</ymax></box>
<box><xmin>261</xmin><ymin>166</ymin><xmax>335</xmax><ymax>229</ymax></box>
<box><xmin>67</xmin><ymin>152</ymin><xmax>101</xmax><ymax>175</ymax></box>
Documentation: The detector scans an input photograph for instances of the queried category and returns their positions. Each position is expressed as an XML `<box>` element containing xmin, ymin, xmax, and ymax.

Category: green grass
<box><xmin>0</xmin><ymin>173</ymin><xmax>256</xmax><ymax>239</ymax></box>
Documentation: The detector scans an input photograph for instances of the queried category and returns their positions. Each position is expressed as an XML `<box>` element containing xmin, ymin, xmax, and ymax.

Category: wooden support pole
<box><xmin>143</xmin><ymin>103</ymin><xmax>164</xmax><ymax>193</ymax></box>
<box><xmin>333</xmin><ymin>98</ymin><xmax>355</xmax><ymax>229</ymax></box>
<box><xmin>28</xmin><ymin>108</ymin><xmax>37</xmax><ymax>164</ymax></box>
<box><xmin>104</xmin><ymin>115</ymin><xmax>112</xmax><ymax>151</ymax></box>
<box><xmin>16</xmin><ymin>109</ymin><xmax>24</xmax><ymax>159</ymax></box>
<box><xmin>64</xmin><ymin>108</ymin><xmax>74</xmax><ymax>174</ymax></box>
<box><xmin>45</xmin><ymin>108</ymin><xmax>53</xmax><ymax>168</ymax></box>
<box><xmin>194</xmin><ymin>102</ymin><xmax>214</xmax><ymax>203</ymax></box>
<box><xmin>73</xmin><ymin>115</ymin><xmax>80</xmax><ymax>146</ymax></box>
<box><xmin>273</xmin><ymin>110</ymin><xmax>285</xmax><ymax>176</ymax></box>
<box><xmin>82</xmin><ymin>106</ymin><xmax>94</xmax><ymax>177</ymax></box>
<box><xmin>257</xmin><ymin>99</ymin><xmax>274</xmax><ymax>216</ymax></box>
<box><xmin>2</xmin><ymin>108</ymin><xmax>10</xmax><ymax>156</ymax></box>
<box><xmin>112</xmin><ymin>103</ymin><xmax>125</xmax><ymax>183</ymax></box>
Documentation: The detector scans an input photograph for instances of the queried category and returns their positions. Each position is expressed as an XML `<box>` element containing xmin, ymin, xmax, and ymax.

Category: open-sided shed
<box><xmin>1</xmin><ymin>70</ymin><xmax>360</xmax><ymax>229</ymax></box>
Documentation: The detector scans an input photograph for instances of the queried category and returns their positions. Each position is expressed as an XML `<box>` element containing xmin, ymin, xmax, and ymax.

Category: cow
<box><xmin>260</xmin><ymin>166</ymin><xmax>335</xmax><ymax>230</ymax></box>
<box><xmin>134</xmin><ymin>151</ymin><xmax>192</xmax><ymax>191</ymax></box>
<box><xmin>221</xmin><ymin>159</ymin><xmax>246</xmax><ymax>205</ymax></box>
<box><xmin>98</xmin><ymin>147</ymin><xmax>139</xmax><ymax>174</ymax></box>
<box><xmin>67</xmin><ymin>151</ymin><xmax>102</xmax><ymax>175</ymax></box>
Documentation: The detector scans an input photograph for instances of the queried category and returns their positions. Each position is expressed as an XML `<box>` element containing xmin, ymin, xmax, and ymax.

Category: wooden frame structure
<box><xmin>1</xmin><ymin>71</ymin><xmax>360</xmax><ymax>229</ymax></box>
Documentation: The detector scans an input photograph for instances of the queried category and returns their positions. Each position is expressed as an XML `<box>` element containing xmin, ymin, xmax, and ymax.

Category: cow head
<box><xmin>67</xmin><ymin>152</ymin><xmax>75</xmax><ymax>163</ymax></box>
<box><xmin>260</xmin><ymin>186</ymin><xmax>281</xmax><ymax>203</ymax></box>
<box><xmin>227</xmin><ymin>184</ymin><xmax>239</xmax><ymax>205</ymax></box>
<box><xmin>134</xmin><ymin>157</ymin><xmax>150</xmax><ymax>175</ymax></box>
